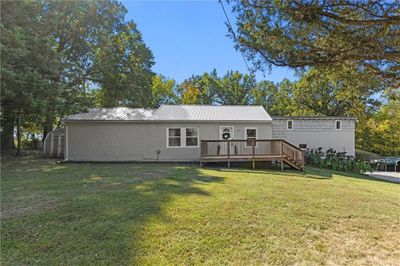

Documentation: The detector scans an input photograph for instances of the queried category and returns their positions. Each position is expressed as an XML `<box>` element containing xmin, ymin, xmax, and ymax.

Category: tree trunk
<box><xmin>42</xmin><ymin>102</ymin><xmax>55</xmax><ymax>142</ymax></box>
<box><xmin>16</xmin><ymin>111</ymin><xmax>21</xmax><ymax>155</ymax></box>
<box><xmin>1</xmin><ymin>112</ymin><xmax>15</xmax><ymax>152</ymax></box>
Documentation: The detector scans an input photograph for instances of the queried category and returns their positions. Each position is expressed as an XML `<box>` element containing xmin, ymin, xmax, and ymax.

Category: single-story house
<box><xmin>63</xmin><ymin>105</ymin><xmax>273</xmax><ymax>162</ymax></box>
<box><xmin>58</xmin><ymin>105</ymin><xmax>356</xmax><ymax>169</ymax></box>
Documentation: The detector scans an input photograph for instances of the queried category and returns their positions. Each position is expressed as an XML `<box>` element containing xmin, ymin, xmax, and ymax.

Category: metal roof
<box><xmin>64</xmin><ymin>105</ymin><xmax>272</xmax><ymax>122</ymax></box>
<box><xmin>153</xmin><ymin>105</ymin><xmax>272</xmax><ymax>121</ymax></box>
<box><xmin>64</xmin><ymin>107</ymin><xmax>157</xmax><ymax>121</ymax></box>
<box><xmin>272</xmin><ymin>116</ymin><xmax>357</xmax><ymax>120</ymax></box>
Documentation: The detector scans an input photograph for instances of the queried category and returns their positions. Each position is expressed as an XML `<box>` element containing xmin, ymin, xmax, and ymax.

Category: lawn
<box><xmin>1</xmin><ymin>158</ymin><xmax>399</xmax><ymax>265</ymax></box>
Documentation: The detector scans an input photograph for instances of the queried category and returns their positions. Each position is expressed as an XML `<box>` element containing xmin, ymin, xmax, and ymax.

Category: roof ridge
<box><xmin>64</xmin><ymin>104</ymin><xmax>272</xmax><ymax>121</ymax></box>
<box><xmin>88</xmin><ymin>107</ymin><xmax>156</xmax><ymax>110</ymax></box>
<box><xmin>160</xmin><ymin>104</ymin><xmax>264</xmax><ymax>107</ymax></box>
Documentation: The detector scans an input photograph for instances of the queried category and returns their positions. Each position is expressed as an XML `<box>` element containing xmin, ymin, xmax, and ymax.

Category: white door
<box><xmin>219</xmin><ymin>126</ymin><xmax>234</xmax><ymax>155</ymax></box>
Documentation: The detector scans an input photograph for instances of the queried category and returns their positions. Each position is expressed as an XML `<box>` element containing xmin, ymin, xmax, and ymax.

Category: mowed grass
<box><xmin>1</xmin><ymin>158</ymin><xmax>399</xmax><ymax>265</ymax></box>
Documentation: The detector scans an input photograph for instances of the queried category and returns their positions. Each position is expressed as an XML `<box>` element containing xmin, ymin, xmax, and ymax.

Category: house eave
<box><xmin>62</xmin><ymin>119</ymin><xmax>273</xmax><ymax>124</ymax></box>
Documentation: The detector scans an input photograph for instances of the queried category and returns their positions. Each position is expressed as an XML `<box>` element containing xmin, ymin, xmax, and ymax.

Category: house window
<box><xmin>299</xmin><ymin>144</ymin><xmax>307</xmax><ymax>149</ymax></box>
<box><xmin>167</xmin><ymin>127</ymin><xmax>199</xmax><ymax>148</ymax></box>
<box><xmin>168</xmin><ymin>128</ymin><xmax>181</xmax><ymax>147</ymax></box>
<box><xmin>245</xmin><ymin>128</ymin><xmax>257</xmax><ymax>146</ymax></box>
<box><xmin>287</xmin><ymin>120</ymin><xmax>293</xmax><ymax>130</ymax></box>
<box><xmin>186</xmin><ymin>128</ymin><xmax>198</xmax><ymax>147</ymax></box>
<box><xmin>336</xmin><ymin>120</ymin><xmax>341</xmax><ymax>130</ymax></box>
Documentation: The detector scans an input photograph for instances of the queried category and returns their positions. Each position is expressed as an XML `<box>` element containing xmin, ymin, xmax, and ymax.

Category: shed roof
<box><xmin>64</xmin><ymin>105</ymin><xmax>272</xmax><ymax>122</ymax></box>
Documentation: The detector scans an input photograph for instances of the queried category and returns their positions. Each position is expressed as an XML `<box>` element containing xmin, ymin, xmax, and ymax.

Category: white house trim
<box><xmin>244</xmin><ymin>127</ymin><xmax>258</xmax><ymax>147</ymax></box>
<box><xmin>184</xmin><ymin>127</ymin><xmax>200</xmax><ymax>148</ymax></box>
<box><xmin>219</xmin><ymin>126</ymin><xmax>234</xmax><ymax>140</ymax></box>
<box><xmin>65</xmin><ymin>125</ymin><xmax>69</xmax><ymax>160</ymax></box>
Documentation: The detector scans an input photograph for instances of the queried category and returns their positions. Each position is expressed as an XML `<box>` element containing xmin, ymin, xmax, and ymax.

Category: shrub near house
<box><xmin>306</xmin><ymin>148</ymin><xmax>373</xmax><ymax>173</ymax></box>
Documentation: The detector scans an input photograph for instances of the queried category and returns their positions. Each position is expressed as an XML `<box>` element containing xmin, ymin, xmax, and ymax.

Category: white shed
<box><xmin>43</xmin><ymin>128</ymin><xmax>65</xmax><ymax>158</ymax></box>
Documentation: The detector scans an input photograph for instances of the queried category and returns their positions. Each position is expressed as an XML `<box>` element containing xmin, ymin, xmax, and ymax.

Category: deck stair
<box><xmin>200</xmin><ymin>139</ymin><xmax>304</xmax><ymax>170</ymax></box>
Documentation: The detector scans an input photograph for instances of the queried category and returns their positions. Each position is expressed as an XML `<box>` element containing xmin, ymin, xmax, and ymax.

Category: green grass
<box><xmin>1</xmin><ymin>158</ymin><xmax>399</xmax><ymax>265</ymax></box>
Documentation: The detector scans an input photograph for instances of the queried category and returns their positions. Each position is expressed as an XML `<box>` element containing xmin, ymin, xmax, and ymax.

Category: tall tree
<box><xmin>150</xmin><ymin>75</ymin><xmax>176</xmax><ymax>107</ymax></box>
<box><xmin>177</xmin><ymin>70</ymin><xmax>219</xmax><ymax>104</ymax></box>
<box><xmin>230</xmin><ymin>0</ymin><xmax>400</xmax><ymax>83</ymax></box>
<box><xmin>177</xmin><ymin>70</ymin><xmax>256</xmax><ymax>105</ymax></box>
<box><xmin>1</xmin><ymin>0</ymin><xmax>57</xmax><ymax>151</ymax></box>
<box><xmin>358</xmin><ymin>88</ymin><xmax>400</xmax><ymax>156</ymax></box>
<box><xmin>215</xmin><ymin>71</ymin><xmax>256</xmax><ymax>105</ymax></box>
<box><xmin>40</xmin><ymin>0</ymin><xmax>154</xmax><ymax>135</ymax></box>
<box><xmin>91</xmin><ymin>19</ymin><xmax>154</xmax><ymax>107</ymax></box>
<box><xmin>252</xmin><ymin>79</ymin><xmax>296</xmax><ymax>116</ymax></box>
<box><xmin>292</xmin><ymin>66</ymin><xmax>381</xmax><ymax>116</ymax></box>
<box><xmin>1</xmin><ymin>0</ymin><xmax>155</xmax><ymax>152</ymax></box>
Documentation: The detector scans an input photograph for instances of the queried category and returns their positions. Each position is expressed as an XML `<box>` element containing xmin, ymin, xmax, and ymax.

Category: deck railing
<box><xmin>200</xmin><ymin>139</ymin><xmax>304</xmax><ymax>169</ymax></box>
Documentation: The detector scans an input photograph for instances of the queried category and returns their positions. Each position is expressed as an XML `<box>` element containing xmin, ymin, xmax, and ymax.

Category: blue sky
<box><xmin>123</xmin><ymin>0</ymin><xmax>296</xmax><ymax>83</ymax></box>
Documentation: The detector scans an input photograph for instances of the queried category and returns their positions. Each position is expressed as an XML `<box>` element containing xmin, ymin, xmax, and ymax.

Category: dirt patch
<box><xmin>1</xmin><ymin>195</ymin><xmax>61</xmax><ymax>220</ymax></box>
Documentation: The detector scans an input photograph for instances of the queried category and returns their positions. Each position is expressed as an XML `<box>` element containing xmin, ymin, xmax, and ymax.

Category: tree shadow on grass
<box><xmin>206</xmin><ymin>163</ymin><xmax>397</xmax><ymax>184</ymax></box>
<box><xmin>205</xmin><ymin>163</ymin><xmax>332</xmax><ymax>180</ymax></box>
<box><xmin>1</xmin><ymin>162</ymin><xmax>224</xmax><ymax>265</ymax></box>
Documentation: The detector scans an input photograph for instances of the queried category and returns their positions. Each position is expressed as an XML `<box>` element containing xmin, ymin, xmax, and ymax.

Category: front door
<box><xmin>219</xmin><ymin>126</ymin><xmax>234</xmax><ymax>155</ymax></box>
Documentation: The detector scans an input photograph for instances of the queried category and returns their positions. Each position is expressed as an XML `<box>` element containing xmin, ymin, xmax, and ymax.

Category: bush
<box><xmin>305</xmin><ymin>148</ymin><xmax>373</xmax><ymax>174</ymax></box>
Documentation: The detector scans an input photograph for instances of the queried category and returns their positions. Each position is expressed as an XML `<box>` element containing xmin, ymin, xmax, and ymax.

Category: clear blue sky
<box><xmin>123</xmin><ymin>0</ymin><xmax>296</xmax><ymax>83</ymax></box>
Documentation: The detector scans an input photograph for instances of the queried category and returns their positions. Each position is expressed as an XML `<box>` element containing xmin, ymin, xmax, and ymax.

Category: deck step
<box><xmin>284</xmin><ymin>158</ymin><xmax>303</xmax><ymax>170</ymax></box>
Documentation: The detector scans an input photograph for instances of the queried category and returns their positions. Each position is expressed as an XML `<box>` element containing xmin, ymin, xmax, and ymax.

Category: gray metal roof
<box><xmin>64</xmin><ymin>107</ymin><xmax>157</xmax><ymax>121</ymax></box>
<box><xmin>154</xmin><ymin>105</ymin><xmax>272</xmax><ymax>121</ymax></box>
<box><xmin>272</xmin><ymin>116</ymin><xmax>357</xmax><ymax>120</ymax></box>
<box><xmin>64</xmin><ymin>105</ymin><xmax>272</xmax><ymax>122</ymax></box>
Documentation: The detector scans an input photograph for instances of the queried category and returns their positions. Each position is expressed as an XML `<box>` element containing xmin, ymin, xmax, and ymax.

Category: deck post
<box><xmin>227</xmin><ymin>140</ymin><xmax>231</xmax><ymax>168</ymax></box>
<box><xmin>281</xmin><ymin>160</ymin><xmax>284</xmax><ymax>171</ymax></box>
<box><xmin>252</xmin><ymin>139</ymin><xmax>256</xmax><ymax>170</ymax></box>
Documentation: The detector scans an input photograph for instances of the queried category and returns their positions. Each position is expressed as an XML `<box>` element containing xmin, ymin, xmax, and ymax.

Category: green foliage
<box><xmin>177</xmin><ymin>71</ymin><xmax>218</xmax><ymax>104</ymax></box>
<box><xmin>177</xmin><ymin>69</ymin><xmax>220</xmax><ymax>104</ymax></box>
<box><xmin>306</xmin><ymin>148</ymin><xmax>373</xmax><ymax>174</ymax></box>
<box><xmin>176</xmin><ymin>70</ymin><xmax>294</xmax><ymax>115</ymax></box>
<box><xmin>231</xmin><ymin>0</ymin><xmax>400</xmax><ymax>83</ymax></box>
<box><xmin>150</xmin><ymin>75</ymin><xmax>177</xmax><ymax>107</ymax></box>
<box><xmin>357</xmin><ymin>88</ymin><xmax>400</xmax><ymax>156</ymax></box>
<box><xmin>214</xmin><ymin>71</ymin><xmax>256</xmax><ymax>104</ymax></box>
<box><xmin>1</xmin><ymin>0</ymin><xmax>154</xmax><ymax>151</ymax></box>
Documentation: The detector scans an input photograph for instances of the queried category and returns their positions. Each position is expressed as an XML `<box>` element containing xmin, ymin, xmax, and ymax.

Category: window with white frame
<box><xmin>245</xmin><ymin>128</ymin><xmax>257</xmax><ymax>147</ymax></box>
<box><xmin>168</xmin><ymin>128</ymin><xmax>181</xmax><ymax>147</ymax></box>
<box><xmin>167</xmin><ymin>127</ymin><xmax>199</xmax><ymax>147</ymax></box>
<box><xmin>287</xmin><ymin>120</ymin><xmax>293</xmax><ymax>130</ymax></box>
<box><xmin>335</xmin><ymin>120</ymin><xmax>341</xmax><ymax>130</ymax></box>
<box><xmin>185</xmin><ymin>128</ymin><xmax>198</xmax><ymax>147</ymax></box>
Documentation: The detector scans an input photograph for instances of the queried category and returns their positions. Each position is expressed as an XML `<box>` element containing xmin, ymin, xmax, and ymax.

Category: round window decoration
<box><xmin>222</xmin><ymin>132</ymin><xmax>231</xmax><ymax>140</ymax></box>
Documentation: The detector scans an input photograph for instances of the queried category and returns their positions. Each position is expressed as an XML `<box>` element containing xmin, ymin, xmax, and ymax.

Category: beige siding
<box><xmin>272</xmin><ymin>119</ymin><xmax>355</xmax><ymax>156</ymax></box>
<box><xmin>66</xmin><ymin>122</ymin><xmax>272</xmax><ymax>162</ymax></box>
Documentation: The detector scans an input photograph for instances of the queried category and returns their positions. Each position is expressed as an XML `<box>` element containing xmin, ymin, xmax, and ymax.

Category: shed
<box><xmin>43</xmin><ymin>128</ymin><xmax>65</xmax><ymax>158</ymax></box>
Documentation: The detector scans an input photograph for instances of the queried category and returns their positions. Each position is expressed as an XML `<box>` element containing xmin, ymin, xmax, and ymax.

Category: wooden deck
<box><xmin>200</xmin><ymin>139</ymin><xmax>304</xmax><ymax>170</ymax></box>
